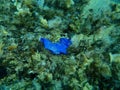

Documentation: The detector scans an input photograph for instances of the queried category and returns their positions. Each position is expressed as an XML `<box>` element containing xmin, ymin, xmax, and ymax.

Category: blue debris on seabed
<box><xmin>40</xmin><ymin>38</ymin><xmax>72</xmax><ymax>54</ymax></box>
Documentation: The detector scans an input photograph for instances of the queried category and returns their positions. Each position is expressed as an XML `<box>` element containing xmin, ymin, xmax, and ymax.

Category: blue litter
<box><xmin>40</xmin><ymin>38</ymin><xmax>72</xmax><ymax>54</ymax></box>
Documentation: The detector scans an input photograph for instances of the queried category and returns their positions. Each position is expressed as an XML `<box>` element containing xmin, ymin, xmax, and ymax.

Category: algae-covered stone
<box><xmin>39</xmin><ymin>16</ymin><xmax>48</xmax><ymax>28</ymax></box>
<box><xmin>110</xmin><ymin>53</ymin><xmax>120</xmax><ymax>85</ymax></box>
<box><xmin>83</xmin><ymin>83</ymin><xmax>93</xmax><ymax>90</ymax></box>
<box><xmin>65</xmin><ymin>0</ymin><xmax>74</xmax><ymax>8</ymax></box>
<box><xmin>71</xmin><ymin>34</ymin><xmax>84</xmax><ymax>48</ymax></box>
<box><xmin>109</xmin><ymin>53</ymin><xmax>120</xmax><ymax>63</ymax></box>
<box><xmin>99</xmin><ymin>63</ymin><xmax>112</xmax><ymax>78</ymax></box>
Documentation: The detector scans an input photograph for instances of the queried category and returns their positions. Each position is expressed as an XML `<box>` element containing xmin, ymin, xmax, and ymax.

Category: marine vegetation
<box><xmin>0</xmin><ymin>0</ymin><xmax>120</xmax><ymax>90</ymax></box>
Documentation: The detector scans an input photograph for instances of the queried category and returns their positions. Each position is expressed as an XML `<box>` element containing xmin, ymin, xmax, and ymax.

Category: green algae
<box><xmin>0</xmin><ymin>0</ymin><xmax>120</xmax><ymax>90</ymax></box>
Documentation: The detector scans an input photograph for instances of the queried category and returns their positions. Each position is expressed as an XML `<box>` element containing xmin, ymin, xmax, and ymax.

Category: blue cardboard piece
<box><xmin>40</xmin><ymin>38</ymin><xmax>72</xmax><ymax>54</ymax></box>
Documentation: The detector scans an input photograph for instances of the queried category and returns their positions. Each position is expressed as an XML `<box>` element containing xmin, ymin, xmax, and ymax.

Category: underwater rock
<box><xmin>65</xmin><ymin>0</ymin><xmax>74</xmax><ymax>8</ymax></box>
<box><xmin>82</xmin><ymin>0</ymin><xmax>111</xmax><ymax>18</ymax></box>
<box><xmin>40</xmin><ymin>38</ymin><xmax>72</xmax><ymax>54</ymax></box>
<box><xmin>109</xmin><ymin>53</ymin><xmax>120</xmax><ymax>63</ymax></box>
<box><xmin>48</xmin><ymin>16</ymin><xmax>62</xmax><ymax>29</ymax></box>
